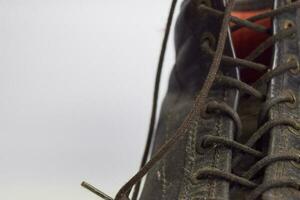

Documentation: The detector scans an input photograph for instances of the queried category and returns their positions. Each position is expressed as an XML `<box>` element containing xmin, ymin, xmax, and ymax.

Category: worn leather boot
<box><xmin>137</xmin><ymin>0</ymin><xmax>300</xmax><ymax>200</ymax></box>
<box><xmin>82</xmin><ymin>0</ymin><xmax>300</xmax><ymax>200</ymax></box>
<box><xmin>257</xmin><ymin>0</ymin><xmax>300</xmax><ymax>199</ymax></box>
<box><xmin>140</xmin><ymin>0</ymin><xmax>239</xmax><ymax>199</ymax></box>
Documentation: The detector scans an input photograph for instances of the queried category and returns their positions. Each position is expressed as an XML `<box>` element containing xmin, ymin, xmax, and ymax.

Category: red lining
<box><xmin>231</xmin><ymin>10</ymin><xmax>272</xmax><ymax>83</ymax></box>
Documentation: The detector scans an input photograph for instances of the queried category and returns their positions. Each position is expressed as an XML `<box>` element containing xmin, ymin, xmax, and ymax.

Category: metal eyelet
<box><xmin>201</xmin><ymin>32</ymin><xmax>216</xmax><ymax>51</ymax></box>
<box><xmin>191</xmin><ymin>173</ymin><xmax>200</xmax><ymax>185</ymax></box>
<box><xmin>281</xmin><ymin>20</ymin><xmax>296</xmax><ymax>39</ymax></box>
<box><xmin>282</xmin><ymin>20</ymin><xmax>295</xmax><ymax>30</ymax></box>
<box><xmin>196</xmin><ymin>136</ymin><xmax>206</xmax><ymax>154</ymax></box>
<box><xmin>285</xmin><ymin>54</ymin><xmax>300</xmax><ymax>75</ymax></box>
<box><xmin>200</xmin><ymin>99</ymin><xmax>216</xmax><ymax>119</ymax></box>
<box><xmin>287</xmin><ymin>0</ymin><xmax>298</xmax><ymax>4</ymax></box>
<box><xmin>196</xmin><ymin>136</ymin><xmax>218</xmax><ymax>155</ymax></box>
<box><xmin>197</xmin><ymin>0</ymin><xmax>212</xmax><ymax>7</ymax></box>
<box><xmin>288</xmin><ymin>119</ymin><xmax>300</xmax><ymax>137</ymax></box>
<box><xmin>282</xmin><ymin>89</ymin><xmax>297</xmax><ymax>109</ymax></box>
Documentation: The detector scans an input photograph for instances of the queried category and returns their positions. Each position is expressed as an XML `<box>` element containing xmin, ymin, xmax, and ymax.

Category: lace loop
<box><xmin>198</xmin><ymin>5</ymin><xmax>269</xmax><ymax>32</ymax></box>
<box><xmin>231</xmin><ymin>2</ymin><xmax>300</xmax><ymax>32</ymax></box>
<box><xmin>204</xmin><ymin>45</ymin><xmax>268</xmax><ymax>71</ymax></box>
<box><xmin>242</xmin><ymin>154</ymin><xmax>300</xmax><ymax>179</ymax></box>
<box><xmin>247</xmin><ymin>180</ymin><xmax>300</xmax><ymax>200</ymax></box>
<box><xmin>232</xmin><ymin>118</ymin><xmax>300</xmax><ymax>168</ymax></box>
<box><xmin>216</xmin><ymin>75</ymin><xmax>264</xmax><ymax>99</ymax></box>
<box><xmin>245</xmin><ymin>118</ymin><xmax>300</xmax><ymax>147</ymax></box>
<box><xmin>206</xmin><ymin>101</ymin><xmax>242</xmax><ymax>136</ymax></box>
<box><xmin>246</xmin><ymin>27</ymin><xmax>297</xmax><ymax>61</ymax></box>
<box><xmin>201</xmin><ymin>135</ymin><xmax>264</xmax><ymax>158</ymax></box>
<box><xmin>253</xmin><ymin>61</ymin><xmax>298</xmax><ymax>88</ymax></box>
<box><xmin>258</xmin><ymin>91</ymin><xmax>296</xmax><ymax>124</ymax></box>
<box><xmin>193</xmin><ymin>168</ymin><xmax>257</xmax><ymax>188</ymax></box>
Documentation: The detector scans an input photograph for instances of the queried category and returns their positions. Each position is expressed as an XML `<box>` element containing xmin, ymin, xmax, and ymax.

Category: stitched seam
<box><xmin>209</xmin><ymin>116</ymin><xmax>222</xmax><ymax>200</ymax></box>
<box><xmin>270</xmin><ymin>67</ymin><xmax>285</xmax><ymax>198</ymax></box>
<box><xmin>162</xmin><ymin>160</ymin><xmax>167</xmax><ymax>200</ymax></box>
<box><xmin>179</xmin><ymin>113</ymin><xmax>198</xmax><ymax>199</ymax></box>
<box><xmin>272</xmin><ymin>74</ymin><xmax>282</xmax><ymax>198</ymax></box>
<box><xmin>162</xmin><ymin>111</ymin><xmax>172</xmax><ymax>200</ymax></box>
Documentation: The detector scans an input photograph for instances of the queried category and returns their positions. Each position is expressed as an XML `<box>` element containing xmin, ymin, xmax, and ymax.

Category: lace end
<box><xmin>81</xmin><ymin>181</ymin><xmax>114</xmax><ymax>200</ymax></box>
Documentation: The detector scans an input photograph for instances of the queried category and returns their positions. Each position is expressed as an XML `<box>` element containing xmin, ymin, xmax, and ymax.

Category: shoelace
<box><xmin>82</xmin><ymin>1</ymin><xmax>300</xmax><ymax>200</ymax></box>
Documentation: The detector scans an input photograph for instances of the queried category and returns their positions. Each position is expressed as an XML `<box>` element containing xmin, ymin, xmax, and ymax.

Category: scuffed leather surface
<box><xmin>263</xmin><ymin>0</ymin><xmax>300</xmax><ymax>199</ymax></box>
<box><xmin>140</xmin><ymin>0</ymin><xmax>239</xmax><ymax>199</ymax></box>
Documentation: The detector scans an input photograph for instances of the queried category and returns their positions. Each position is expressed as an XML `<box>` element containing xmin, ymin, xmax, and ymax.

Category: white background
<box><xmin>0</xmin><ymin>0</ymin><xmax>179</xmax><ymax>199</ymax></box>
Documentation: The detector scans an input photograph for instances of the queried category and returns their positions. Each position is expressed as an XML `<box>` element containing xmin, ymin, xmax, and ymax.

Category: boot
<box><xmin>82</xmin><ymin>0</ymin><xmax>300</xmax><ymax>199</ymax></box>
<box><xmin>138</xmin><ymin>0</ymin><xmax>300</xmax><ymax>199</ymax></box>
<box><xmin>256</xmin><ymin>0</ymin><xmax>300</xmax><ymax>199</ymax></box>
<box><xmin>141</xmin><ymin>0</ymin><xmax>239</xmax><ymax>199</ymax></box>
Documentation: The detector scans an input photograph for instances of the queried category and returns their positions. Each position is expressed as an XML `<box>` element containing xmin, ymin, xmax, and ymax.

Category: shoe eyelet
<box><xmin>281</xmin><ymin>20</ymin><xmax>296</xmax><ymax>39</ymax></box>
<box><xmin>287</xmin><ymin>0</ymin><xmax>297</xmax><ymax>4</ymax></box>
<box><xmin>200</xmin><ymin>103</ymin><xmax>214</xmax><ymax>119</ymax></box>
<box><xmin>282</xmin><ymin>20</ymin><xmax>295</xmax><ymax>30</ymax></box>
<box><xmin>196</xmin><ymin>135</ymin><xmax>217</xmax><ymax>154</ymax></box>
<box><xmin>197</xmin><ymin>0</ymin><xmax>212</xmax><ymax>7</ymax></box>
<box><xmin>282</xmin><ymin>89</ymin><xmax>297</xmax><ymax>109</ymax></box>
<box><xmin>196</xmin><ymin>137</ymin><xmax>206</xmax><ymax>154</ymax></box>
<box><xmin>201</xmin><ymin>32</ymin><xmax>216</xmax><ymax>51</ymax></box>
<box><xmin>288</xmin><ymin>119</ymin><xmax>300</xmax><ymax>137</ymax></box>
<box><xmin>191</xmin><ymin>173</ymin><xmax>199</xmax><ymax>184</ymax></box>
<box><xmin>285</xmin><ymin>54</ymin><xmax>300</xmax><ymax>75</ymax></box>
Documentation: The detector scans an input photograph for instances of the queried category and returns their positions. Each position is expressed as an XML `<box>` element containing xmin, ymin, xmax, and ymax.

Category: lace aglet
<box><xmin>81</xmin><ymin>181</ymin><xmax>114</xmax><ymax>200</ymax></box>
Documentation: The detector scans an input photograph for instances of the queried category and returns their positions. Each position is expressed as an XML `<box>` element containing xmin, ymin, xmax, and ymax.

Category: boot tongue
<box><xmin>234</xmin><ymin>0</ymin><xmax>273</xmax><ymax>11</ymax></box>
